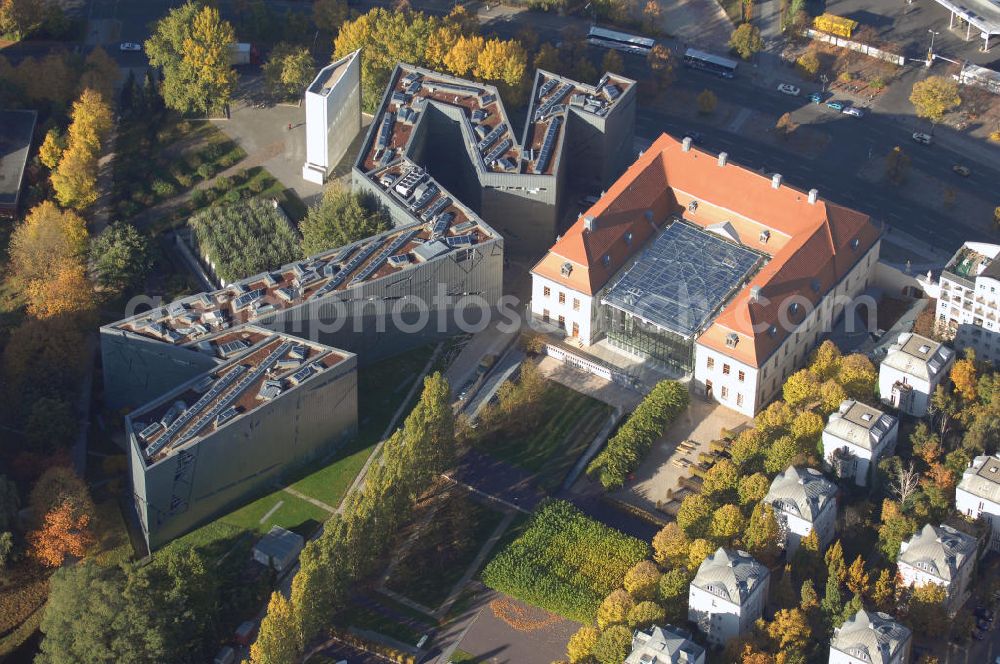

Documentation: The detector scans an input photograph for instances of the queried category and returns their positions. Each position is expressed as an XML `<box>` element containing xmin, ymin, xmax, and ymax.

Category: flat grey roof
<box><xmin>930</xmin><ymin>0</ymin><xmax>1000</xmax><ymax>34</ymax></box>
<box><xmin>0</xmin><ymin>110</ymin><xmax>37</xmax><ymax>209</ymax></box>
<box><xmin>602</xmin><ymin>221</ymin><xmax>763</xmax><ymax>338</ymax></box>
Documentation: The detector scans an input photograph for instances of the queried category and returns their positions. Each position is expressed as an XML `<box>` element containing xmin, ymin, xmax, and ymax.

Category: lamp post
<box><xmin>927</xmin><ymin>29</ymin><xmax>940</xmax><ymax>67</ymax></box>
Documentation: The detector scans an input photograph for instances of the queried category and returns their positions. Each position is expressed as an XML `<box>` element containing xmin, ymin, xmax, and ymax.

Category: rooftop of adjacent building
<box><xmin>830</xmin><ymin>610</ymin><xmax>911</xmax><ymax>664</ymax></box>
<box><xmin>958</xmin><ymin>454</ymin><xmax>1000</xmax><ymax>504</ymax></box>
<box><xmin>307</xmin><ymin>50</ymin><xmax>358</xmax><ymax>97</ymax></box>
<box><xmin>763</xmin><ymin>465</ymin><xmax>837</xmax><ymax>523</ymax></box>
<box><xmin>358</xmin><ymin>63</ymin><xmax>633</xmax><ymax>178</ymax></box>
<box><xmin>942</xmin><ymin>242</ymin><xmax>1000</xmax><ymax>284</ymax></box>
<box><xmin>0</xmin><ymin>109</ymin><xmax>38</xmax><ymax>207</ymax></box>
<box><xmin>824</xmin><ymin>399</ymin><xmax>896</xmax><ymax>451</ymax></box>
<box><xmin>691</xmin><ymin>547</ymin><xmax>769</xmax><ymax>605</ymax></box>
<box><xmin>531</xmin><ymin>133</ymin><xmax>879</xmax><ymax>368</ymax></box>
<box><xmin>106</xmin><ymin>180</ymin><xmax>497</xmax><ymax>347</ymax></box>
<box><xmin>881</xmin><ymin>332</ymin><xmax>953</xmax><ymax>382</ymax></box>
<box><xmin>625</xmin><ymin>624</ymin><xmax>705</xmax><ymax>664</ymax></box>
<box><xmin>898</xmin><ymin>523</ymin><xmax>977</xmax><ymax>582</ymax></box>
<box><xmin>126</xmin><ymin>330</ymin><xmax>349</xmax><ymax>466</ymax></box>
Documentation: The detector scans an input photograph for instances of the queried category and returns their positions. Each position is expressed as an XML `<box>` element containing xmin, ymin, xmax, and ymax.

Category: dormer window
<box><xmin>861</xmin><ymin>412</ymin><xmax>873</xmax><ymax>422</ymax></box>
<box><xmin>918</xmin><ymin>344</ymin><xmax>931</xmax><ymax>354</ymax></box>
<box><xmin>850</xmin><ymin>238</ymin><xmax>860</xmax><ymax>250</ymax></box>
<box><xmin>759</xmin><ymin>230</ymin><xmax>770</xmax><ymax>244</ymax></box>
<box><xmin>602</xmin><ymin>255</ymin><xmax>611</xmax><ymax>267</ymax></box>
<box><xmin>688</xmin><ymin>200</ymin><xmax>698</xmax><ymax>213</ymax></box>
<box><xmin>768</xmin><ymin>325</ymin><xmax>777</xmax><ymax>337</ymax></box>
<box><xmin>560</xmin><ymin>262</ymin><xmax>573</xmax><ymax>277</ymax></box>
<box><xmin>624</xmin><ymin>232</ymin><xmax>633</xmax><ymax>247</ymax></box>
<box><xmin>725</xmin><ymin>332</ymin><xmax>739</xmax><ymax>348</ymax></box>
<box><xmin>789</xmin><ymin>302</ymin><xmax>800</xmax><ymax>316</ymax></box>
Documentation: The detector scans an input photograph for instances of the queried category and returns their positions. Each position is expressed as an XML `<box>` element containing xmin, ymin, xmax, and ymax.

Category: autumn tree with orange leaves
<box><xmin>26</xmin><ymin>264</ymin><xmax>96</xmax><ymax>320</ymax></box>
<box><xmin>29</xmin><ymin>499</ymin><xmax>94</xmax><ymax>567</ymax></box>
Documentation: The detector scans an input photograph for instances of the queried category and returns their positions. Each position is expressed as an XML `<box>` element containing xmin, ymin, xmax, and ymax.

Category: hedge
<box><xmin>587</xmin><ymin>380</ymin><xmax>689</xmax><ymax>489</ymax></box>
<box><xmin>190</xmin><ymin>196</ymin><xmax>302</xmax><ymax>284</ymax></box>
<box><xmin>481</xmin><ymin>500</ymin><xmax>649</xmax><ymax>623</ymax></box>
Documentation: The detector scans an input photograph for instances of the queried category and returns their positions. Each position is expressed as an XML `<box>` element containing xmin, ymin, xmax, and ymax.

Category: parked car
<box><xmin>777</xmin><ymin>83</ymin><xmax>800</xmax><ymax>96</ymax></box>
<box><xmin>842</xmin><ymin>107</ymin><xmax>864</xmax><ymax>117</ymax></box>
<box><xmin>119</xmin><ymin>41</ymin><xmax>142</xmax><ymax>52</ymax></box>
<box><xmin>826</xmin><ymin>100</ymin><xmax>845</xmax><ymax>111</ymax></box>
<box><xmin>912</xmin><ymin>132</ymin><xmax>933</xmax><ymax>145</ymax></box>
<box><xmin>953</xmin><ymin>164</ymin><xmax>971</xmax><ymax>176</ymax></box>
<box><xmin>809</xmin><ymin>92</ymin><xmax>823</xmax><ymax>103</ymax></box>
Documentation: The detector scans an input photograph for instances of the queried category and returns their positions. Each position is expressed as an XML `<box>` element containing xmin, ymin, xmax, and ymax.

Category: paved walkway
<box><xmin>282</xmin><ymin>486</ymin><xmax>336</xmax><ymax>513</ymax></box>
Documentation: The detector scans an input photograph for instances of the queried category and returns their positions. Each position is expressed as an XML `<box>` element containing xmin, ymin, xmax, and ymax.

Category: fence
<box><xmin>806</xmin><ymin>28</ymin><xmax>906</xmax><ymax>67</ymax></box>
<box><xmin>542</xmin><ymin>339</ymin><xmax>637</xmax><ymax>388</ymax></box>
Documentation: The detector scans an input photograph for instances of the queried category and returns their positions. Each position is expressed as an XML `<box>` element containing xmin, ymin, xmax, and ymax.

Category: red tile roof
<box><xmin>531</xmin><ymin>133</ymin><xmax>880</xmax><ymax>367</ymax></box>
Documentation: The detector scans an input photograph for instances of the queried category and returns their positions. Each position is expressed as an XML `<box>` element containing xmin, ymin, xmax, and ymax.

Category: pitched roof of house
<box><xmin>691</xmin><ymin>548</ymin><xmax>769</xmax><ymax>605</ymax></box>
<box><xmin>625</xmin><ymin>625</ymin><xmax>705</xmax><ymax>664</ymax></box>
<box><xmin>830</xmin><ymin>610</ymin><xmax>911</xmax><ymax>664</ymax></box>
<box><xmin>763</xmin><ymin>465</ymin><xmax>837</xmax><ymax>523</ymax></box>
<box><xmin>530</xmin><ymin>134</ymin><xmax>880</xmax><ymax>366</ymax></box>
<box><xmin>823</xmin><ymin>399</ymin><xmax>897</xmax><ymax>452</ymax></box>
<box><xmin>958</xmin><ymin>455</ymin><xmax>1000</xmax><ymax>504</ymax></box>
<box><xmin>898</xmin><ymin>523</ymin><xmax>977</xmax><ymax>583</ymax></box>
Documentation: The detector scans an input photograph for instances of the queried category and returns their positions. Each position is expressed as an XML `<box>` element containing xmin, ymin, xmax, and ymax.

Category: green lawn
<box><xmin>385</xmin><ymin>493</ymin><xmax>506</xmax><ymax>608</ymax></box>
<box><xmin>478</xmin><ymin>381</ymin><xmax>612</xmax><ymax>488</ymax></box>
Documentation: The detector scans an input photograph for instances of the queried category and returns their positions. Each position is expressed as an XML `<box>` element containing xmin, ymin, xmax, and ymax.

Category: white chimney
<box><xmin>771</xmin><ymin>173</ymin><xmax>782</xmax><ymax>189</ymax></box>
<box><xmin>682</xmin><ymin>136</ymin><xmax>692</xmax><ymax>152</ymax></box>
<box><xmin>808</xmin><ymin>188</ymin><xmax>819</xmax><ymax>204</ymax></box>
<box><xmin>584</xmin><ymin>215</ymin><xmax>596</xmax><ymax>232</ymax></box>
<box><xmin>718</xmin><ymin>152</ymin><xmax>728</xmax><ymax>167</ymax></box>
<box><xmin>750</xmin><ymin>285</ymin><xmax>762</xmax><ymax>302</ymax></box>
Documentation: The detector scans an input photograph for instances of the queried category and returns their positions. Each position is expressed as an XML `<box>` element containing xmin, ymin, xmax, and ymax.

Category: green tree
<box><xmin>742</xmin><ymin>502</ymin><xmax>780</xmax><ymax>565</ymax></box>
<box><xmin>652</xmin><ymin>522</ymin><xmax>689</xmax><ymax>567</ymax></box>
<box><xmin>623</xmin><ymin>560</ymin><xmax>661</xmax><ymax>601</ymax></box>
<box><xmin>738</xmin><ymin>473</ymin><xmax>770</xmax><ymax>506</ymax></box>
<box><xmin>90</xmin><ymin>222</ymin><xmax>151</xmax><ymax>293</ymax></box>
<box><xmin>687</xmin><ymin>538</ymin><xmax>716</xmax><ymax>571</ymax></box>
<box><xmin>820</xmin><ymin>573</ymin><xmax>843</xmax><ymax>628</ymax></box>
<box><xmin>28</xmin><ymin>466</ymin><xmax>94</xmax><ymax>523</ymax></box>
<box><xmin>314</xmin><ymin>0</ymin><xmax>348</xmax><ymax>33</ymax></box>
<box><xmin>592</xmin><ymin>624</ymin><xmax>632</xmax><ymax>664</ymax></box>
<box><xmin>657</xmin><ymin>567</ymin><xmax>691</xmax><ymax>622</ymax></box>
<box><xmin>0</xmin><ymin>0</ymin><xmax>41</xmax><ymax>40</ymax></box>
<box><xmin>729</xmin><ymin>23</ymin><xmax>763</xmax><ymax>60</ymax></box>
<box><xmin>145</xmin><ymin>2</ymin><xmax>237</xmax><ymax>114</ymax></box>
<box><xmin>39</xmin><ymin>127</ymin><xmax>67</xmax><ymax>170</ymax></box>
<box><xmin>25</xmin><ymin>396</ymin><xmax>77</xmax><ymax>451</ymax></box>
<box><xmin>601</xmin><ymin>48</ymin><xmax>624</xmax><ymax>75</ymax></box>
<box><xmin>676</xmin><ymin>493</ymin><xmax>714</xmax><ymax>539</ymax></box>
<box><xmin>301</xmin><ymin>186</ymin><xmax>392</xmax><ymax>256</ymax></box>
<box><xmin>909</xmin><ymin>76</ymin><xmax>961</xmax><ymax>124</ymax></box>
<box><xmin>51</xmin><ymin>142</ymin><xmax>99</xmax><ymax>210</ymax></box>
<box><xmin>764</xmin><ymin>434</ymin><xmax>801</xmax><ymax>474</ymax></box>
<box><xmin>702</xmin><ymin>458</ymin><xmax>739</xmax><ymax>502</ymax></box>
<box><xmin>628</xmin><ymin>600</ymin><xmax>667</xmax><ymax>629</ymax></box>
<box><xmin>783</xmin><ymin>369</ymin><xmax>820</xmax><ymax>406</ymax></box>
<box><xmin>37</xmin><ymin>561</ymin><xmax>168</xmax><ymax>664</ymax></box>
<box><xmin>250</xmin><ymin>592</ymin><xmax>302</xmax><ymax>664</ymax></box>
<box><xmin>263</xmin><ymin>43</ymin><xmax>316</xmax><ymax>101</ymax></box>
<box><xmin>878</xmin><ymin>499</ymin><xmax>917</xmax><ymax>561</ymax></box>
<box><xmin>79</xmin><ymin>46</ymin><xmax>121</xmax><ymax>101</ymax></box>
<box><xmin>708</xmin><ymin>504</ymin><xmax>746</xmax><ymax>546</ymax></box>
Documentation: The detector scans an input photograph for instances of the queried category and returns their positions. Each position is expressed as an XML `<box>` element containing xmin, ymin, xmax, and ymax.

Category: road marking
<box><xmin>259</xmin><ymin>499</ymin><xmax>284</xmax><ymax>524</ymax></box>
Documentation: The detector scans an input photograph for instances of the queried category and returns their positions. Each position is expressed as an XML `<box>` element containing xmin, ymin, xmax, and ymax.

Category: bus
<box><xmin>683</xmin><ymin>48</ymin><xmax>739</xmax><ymax>79</ymax></box>
<box><xmin>587</xmin><ymin>26</ymin><xmax>655</xmax><ymax>56</ymax></box>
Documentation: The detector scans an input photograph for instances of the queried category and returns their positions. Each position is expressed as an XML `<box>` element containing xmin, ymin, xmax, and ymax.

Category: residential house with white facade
<box><xmin>829</xmin><ymin>610</ymin><xmax>912</xmax><ymax>664</ymax></box>
<box><xmin>897</xmin><ymin>523</ymin><xmax>977</xmax><ymax>613</ymax></box>
<box><xmin>688</xmin><ymin>548</ymin><xmax>769</xmax><ymax>647</ymax></box>
<box><xmin>530</xmin><ymin>133</ymin><xmax>880</xmax><ymax>417</ymax></box>
<box><xmin>822</xmin><ymin>400</ymin><xmax>899</xmax><ymax>487</ymax></box>
<box><xmin>625</xmin><ymin>625</ymin><xmax>706</xmax><ymax>664</ymax></box>
<box><xmin>878</xmin><ymin>332</ymin><xmax>954</xmax><ymax>417</ymax></box>
<box><xmin>956</xmin><ymin>454</ymin><xmax>1000</xmax><ymax>552</ymax></box>
<box><xmin>763</xmin><ymin>466</ymin><xmax>838</xmax><ymax>554</ymax></box>
<box><xmin>928</xmin><ymin>242</ymin><xmax>1000</xmax><ymax>364</ymax></box>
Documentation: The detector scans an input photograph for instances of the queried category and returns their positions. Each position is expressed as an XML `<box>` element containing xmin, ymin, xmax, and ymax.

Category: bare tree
<box><xmin>889</xmin><ymin>461</ymin><xmax>921</xmax><ymax>505</ymax></box>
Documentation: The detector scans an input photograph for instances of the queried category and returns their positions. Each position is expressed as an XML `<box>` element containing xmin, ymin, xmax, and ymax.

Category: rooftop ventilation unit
<box><xmin>808</xmin><ymin>188</ymin><xmax>819</xmax><ymax>204</ymax></box>
<box><xmin>682</xmin><ymin>136</ymin><xmax>693</xmax><ymax>152</ymax></box>
<box><xmin>718</xmin><ymin>152</ymin><xmax>728</xmax><ymax>167</ymax></box>
<box><xmin>750</xmin><ymin>285</ymin><xmax>762</xmax><ymax>302</ymax></box>
<box><xmin>759</xmin><ymin>229</ymin><xmax>770</xmax><ymax>244</ymax></box>
<box><xmin>771</xmin><ymin>173</ymin><xmax>782</xmax><ymax>189</ymax></box>
<box><xmin>584</xmin><ymin>215</ymin><xmax>596</xmax><ymax>232</ymax></box>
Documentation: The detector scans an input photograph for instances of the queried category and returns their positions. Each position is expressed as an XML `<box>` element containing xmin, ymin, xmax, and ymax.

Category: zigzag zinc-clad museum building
<box><xmin>103</xmin><ymin>62</ymin><xmax>638</xmax><ymax>551</ymax></box>
<box><xmin>531</xmin><ymin>133</ymin><xmax>881</xmax><ymax>416</ymax></box>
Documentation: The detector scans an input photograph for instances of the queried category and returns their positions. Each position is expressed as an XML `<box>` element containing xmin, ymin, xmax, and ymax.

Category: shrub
<box><xmin>189</xmin><ymin>196</ymin><xmax>301</xmax><ymax>283</ymax></box>
<box><xmin>175</xmin><ymin>172</ymin><xmax>194</xmax><ymax>188</ymax></box>
<box><xmin>191</xmin><ymin>189</ymin><xmax>208</xmax><ymax>208</ymax></box>
<box><xmin>201</xmin><ymin>142</ymin><xmax>225</xmax><ymax>162</ymax></box>
<box><xmin>151</xmin><ymin>179</ymin><xmax>176</xmax><ymax>198</ymax></box>
<box><xmin>796</xmin><ymin>50</ymin><xmax>820</xmax><ymax>79</ymax></box>
<box><xmin>989</xmin><ymin>130</ymin><xmax>1000</xmax><ymax>143</ymax></box>
<box><xmin>248</xmin><ymin>176</ymin><xmax>267</xmax><ymax>194</ymax></box>
<box><xmin>481</xmin><ymin>500</ymin><xmax>649</xmax><ymax>622</ymax></box>
<box><xmin>197</xmin><ymin>163</ymin><xmax>214</xmax><ymax>180</ymax></box>
<box><xmin>586</xmin><ymin>380</ymin><xmax>689</xmax><ymax>489</ymax></box>
<box><xmin>222</xmin><ymin>189</ymin><xmax>240</xmax><ymax>205</ymax></box>
<box><xmin>214</xmin><ymin>175</ymin><xmax>233</xmax><ymax>192</ymax></box>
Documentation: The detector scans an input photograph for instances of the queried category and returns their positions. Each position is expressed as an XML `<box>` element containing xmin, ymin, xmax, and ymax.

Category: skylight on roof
<box><xmin>861</xmin><ymin>412</ymin><xmax>873</xmax><ymax>422</ymax></box>
<box><xmin>918</xmin><ymin>344</ymin><xmax>931</xmax><ymax>354</ymax></box>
